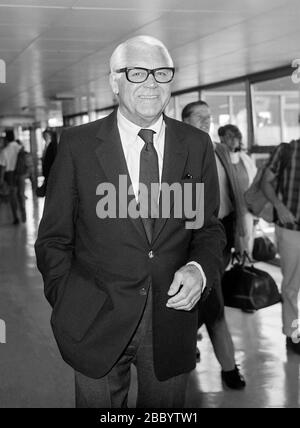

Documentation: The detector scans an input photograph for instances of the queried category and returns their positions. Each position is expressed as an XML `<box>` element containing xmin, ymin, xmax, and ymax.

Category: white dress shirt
<box><xmin>117</xmin><ymin>109</ymin><xmax>206</xmax><ymax>292</ymax></box>
<box><xmin>117</xmin><ymin>109</ymin><xmax>165</xmax><ymax>200</ymax></box>
<box><xmin>1</xmin><ymin>141</ymin><xmax>21</xmax><ymax>171</ymax></box>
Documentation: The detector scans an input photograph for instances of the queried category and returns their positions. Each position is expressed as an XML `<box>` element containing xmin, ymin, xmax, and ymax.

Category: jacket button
<box><xmin>139</xmin><ymin>288</ymin><xmax>147</xmax><ymax>296</ymax></box>
<box><xmin>148</xmin><ymin>250</ymin><xmax>154</xmax><ymax>259</ymax></box>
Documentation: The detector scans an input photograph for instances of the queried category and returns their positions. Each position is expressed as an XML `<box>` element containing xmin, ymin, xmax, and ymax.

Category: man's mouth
<box><xmin>139</xmin><ymin>95</ymin><xmax>159</xmax><ymax>99</ymax></box>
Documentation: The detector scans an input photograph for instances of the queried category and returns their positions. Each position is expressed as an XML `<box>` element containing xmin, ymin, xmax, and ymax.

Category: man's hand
<box><xmin>276</xmin><ymin>202</ymin><xmax>296</xmax><ymax>225</ymax></box>
<box><xmin>167</xmin><ymin>265</ymin><xmax>203</xmax><ymax>311</ymax></box>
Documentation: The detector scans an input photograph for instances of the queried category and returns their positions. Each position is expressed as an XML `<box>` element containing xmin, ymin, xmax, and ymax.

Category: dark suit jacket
<box><xmin>42</xmin><ymin>141</ymin><xmax>57</xmax><ymax>183</ymax></box>
<box><xmin>35</xmin><ymin>110</ymin><xmax>225</xmax><ymax>381</ymax></box>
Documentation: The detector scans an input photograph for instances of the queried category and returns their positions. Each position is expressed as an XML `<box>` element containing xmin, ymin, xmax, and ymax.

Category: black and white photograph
<box><xmin>0</xmin><ymin>0</ymin><xmax>300</xmax><ymax>412</ymax></box>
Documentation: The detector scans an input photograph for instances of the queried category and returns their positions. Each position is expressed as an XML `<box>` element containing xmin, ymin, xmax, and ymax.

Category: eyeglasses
<box><xmin>114</xmin><ymin>67</ymin><xmax>175</xmax><ymax>84</ymax></box>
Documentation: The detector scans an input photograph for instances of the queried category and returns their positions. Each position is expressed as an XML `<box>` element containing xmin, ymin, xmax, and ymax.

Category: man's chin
<box><xmin>136</xmin><ymin>108</ymin><xmax>161</xmax><ymax>122</ymax></box>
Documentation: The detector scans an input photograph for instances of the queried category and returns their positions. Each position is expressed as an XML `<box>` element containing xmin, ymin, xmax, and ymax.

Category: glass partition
<box><xmin>202</xmin><ymin>82</ymin><xmax>248</xmax><ymax>147</ymax></box>
<box><xmin>252</xmin><ymin>75</ymin><xmax>300</xmax><ymax>146</ymax></box>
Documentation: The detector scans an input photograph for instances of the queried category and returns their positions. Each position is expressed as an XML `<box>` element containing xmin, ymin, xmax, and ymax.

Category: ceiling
<box><xmin>0</xmin><ymin>0</ymin><xmax>300</xmax><ymax>121</ymax></box>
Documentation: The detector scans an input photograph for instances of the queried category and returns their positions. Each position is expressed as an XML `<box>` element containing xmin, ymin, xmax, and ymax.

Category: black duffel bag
<box><xmin>222</xmin><ymin>253</ymin><xmax>282</xmax><ymax>311</ymax></box>
<box><xmin>253</xmin><ymin>236</ymin><xmax>277</xmax><ymax>262</ymax></box>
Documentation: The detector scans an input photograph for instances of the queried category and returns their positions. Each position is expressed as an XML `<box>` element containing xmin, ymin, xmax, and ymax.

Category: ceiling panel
<box><xmin>0</xmin><ymin>1</ymin><xmax>75</xmax><ymax>6</ymax></box>
<box><xmin>73</xmin><ymin>0</ymin><xmax>288</xmax><ymax>13</ymax></box>
<box><xmin>0</xmin><ymin>24</ymin><xmax>42</xmax><ymax>39</ymax></box>
<box><xmin>0</xmin><ymin>37</ymin><xmax>35</xmax><ymax>51</ymax></box>
<box><xmin>130</xmin><ymin>12</ymin><xmax>249</xmax><ymax>52</ymax></box>
<box><xmin>73</xmin><ymin>0</ymin><xmax>183</xmax><ymax>11</ymax></box>
<box><xmin>160</xmin><ymin>3</ymin><xmax>300</xmax><ymax>73</ymax></box>
<box><xmin>40</xmin><ymin>26</ymin><xmax>112</xmax><ymax>42</ymax></box>
<box><xmin>0</xmin><ymin>5</ymin><xmax>65</xmax><ymax>25</ymax></box>
<box><xmin>33</xmin><ymin>37</ymin><xmax>108</xmax><ymax>52</ymax></box>
<box><xmin>51</xmin><ymin>8</ymin><xmax>162</xmax><ymax>30</ymax></box>
<box><xmin>170</xmin><ymin>0</ymin><xmax>289</xmax><ymax>13</ymax></box>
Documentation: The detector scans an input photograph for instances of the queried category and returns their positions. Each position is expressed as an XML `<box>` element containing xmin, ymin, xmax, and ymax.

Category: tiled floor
<box><xmin>0</xmin><ymin>186</ymin><xmax>299</xmax><ymax>408</ymax></box>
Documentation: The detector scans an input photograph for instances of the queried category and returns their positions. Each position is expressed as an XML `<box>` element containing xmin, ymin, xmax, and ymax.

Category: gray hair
<box><xmin>110</xmin><ymin>35</ymin><xmax>174</xmax><ymax>74</ymax></box>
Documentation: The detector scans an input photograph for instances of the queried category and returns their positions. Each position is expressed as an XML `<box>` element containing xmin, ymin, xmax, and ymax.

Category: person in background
<box><xmin>0</xmin><ymin>137</ymin><xmax>7</xmax><ymax>199</ymax></box>
<box><xmin>262</xmin><ymin>139</ymin><xmax>300</xmax><ymax>355</ymax></box>
<box><xmin>16</xmin><ymin>139</ymin><xmax>35</xmax><ymax>194</ymax></box>
<box><xmin>37</xmin><ymin>129</ymin><xmax>58</xmax><ymax>197</ymax></box>
<box><xmin>1</xmin><ymin>130</ymin><xmax>22</xmax><ymax>224</ymax></box>
<box><xmin>182</xmin><ymin>101</ymin><xmax>246</xmax><ymax>390</ymax></box>
<box><xmin>13</xmin><ymin>138</ymin><xmax>28</xmax><ymax>223</ymax></box>
<box><xmin>0</xmin><ymin>136</ymin><xmax>5</xmax><ymax>177</ymax></box>
<box><xmin>219</xmin><ymin>124</ymin><xmax>257</xmax><ymax>257</ymax></box>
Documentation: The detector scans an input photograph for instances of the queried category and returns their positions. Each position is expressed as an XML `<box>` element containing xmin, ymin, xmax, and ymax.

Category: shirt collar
<box><xmin>117</xmin><ymin>109</ymin><xmax>164</xmax><ymax>141</ymax></box>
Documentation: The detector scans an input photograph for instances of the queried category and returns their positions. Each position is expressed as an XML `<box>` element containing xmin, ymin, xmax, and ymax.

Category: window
<box><xmin>202</xmin><ymin>82</ymin><xmax>248</xmax><ymax>147</ymax></box>
<box><xmin>81</xmin><ymin>115</ymin><xmax>89</xmax><ymax>124</ymax></box>
<box><xmin>252</xmin><ymin>76</ymin><xmax>300</xmax><ymax>146</ymax></box>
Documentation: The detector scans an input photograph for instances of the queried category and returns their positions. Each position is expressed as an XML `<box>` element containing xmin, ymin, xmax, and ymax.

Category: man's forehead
<box><xmin>192</xmin><ymin>105</ymin><xmax>211</xmax><ymax>117</ymax></box>
<box><xmin>124</xmin><ymin>44</ymin><xmax>170</xmax><ymax>66</ymax></box>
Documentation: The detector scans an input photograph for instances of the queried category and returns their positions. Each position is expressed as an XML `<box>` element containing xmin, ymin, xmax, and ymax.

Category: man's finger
<box><xmin>168</xmin><ymin>295</ymin><xmax>200</xmax><ymax>311</ymax></box>
<box><xmin>167</xmin><ymin>294</ymin><xmax>189</xmax><ymax>307</ymax></box>
<box><xmin>167</xmin><ymin>286</ymin><xmax>199</xmax><ymax>307</ymax></box>
<box><xmin>168</xmin><ymin>271</ymin><xmax>184</xmax><ymax>296</ymax></box>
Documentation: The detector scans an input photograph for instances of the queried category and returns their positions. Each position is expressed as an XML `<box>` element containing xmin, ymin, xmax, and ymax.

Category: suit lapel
<box><xmin>152</xmin><ymin>117</ymin><xmax>188</xmax><ymax>245</ymax></box>
<box><xmin>95</xmin><ymin>111</ymin><xmax>147</xmax><ymax>243</ymax></box>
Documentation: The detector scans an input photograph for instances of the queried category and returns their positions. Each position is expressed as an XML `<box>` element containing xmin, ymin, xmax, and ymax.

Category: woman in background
<box><xmin>218</xmin><ymin>125</ymin><xmax>257</xmax><ymax>257</ymax></box>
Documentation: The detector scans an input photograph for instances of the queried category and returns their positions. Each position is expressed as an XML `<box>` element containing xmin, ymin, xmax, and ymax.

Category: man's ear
<box><xmin>109</xmin><ymin>73</ymin><xmax>119</xmax><ymax>95</ymax></box>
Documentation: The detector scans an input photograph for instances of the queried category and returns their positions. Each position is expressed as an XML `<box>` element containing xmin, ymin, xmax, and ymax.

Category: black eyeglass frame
<box><xmin>114</xmin><ymin>67</ymin><xmax>175</xmax><ymax>83</ymax></box>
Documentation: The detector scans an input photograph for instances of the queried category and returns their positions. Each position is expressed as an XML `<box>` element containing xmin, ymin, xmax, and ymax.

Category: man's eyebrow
<box><xmin>195</xmin><ymin>114</ymin><xmax>211</xmax><ymax>119</ymax></box>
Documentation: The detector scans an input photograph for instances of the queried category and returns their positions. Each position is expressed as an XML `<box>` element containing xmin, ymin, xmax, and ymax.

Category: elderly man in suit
<box><xmin>35</xmin><ymin>36</ymin><xmax>225</xmax><ymax>408</ymax></box>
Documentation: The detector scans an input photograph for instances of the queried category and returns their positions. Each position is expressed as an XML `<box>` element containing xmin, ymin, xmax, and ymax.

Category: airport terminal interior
<box><xmin>0</xmin><ymin>0</ymin><xmax>300</xmax><ymax>408</ymax></box>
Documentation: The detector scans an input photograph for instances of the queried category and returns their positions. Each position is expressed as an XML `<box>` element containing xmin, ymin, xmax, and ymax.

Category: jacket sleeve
<box><xmin>42</xmin><ymin>142</ymin><xmax>58</xmax><ymax>180</ymax></box>
<box><xmin>35</xmin><ymin>130</ymin><xmax>78</xmax><ymax>307</ymax></box>
<box><xmin>187</xmin><ymin>134</ymin><xmax>226</xmax><ymax>291</ymax></box>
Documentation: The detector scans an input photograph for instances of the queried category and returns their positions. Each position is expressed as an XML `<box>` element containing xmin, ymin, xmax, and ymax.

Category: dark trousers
<box><xmin>4</xmin><ymin>172</ymin><xmax>26</xmax><ymax>222</ymax></box>
<box><xmin>220</xmin><ymin>212</ymin><xmax>236</xmax><ymax>268</ymax></box>
<box><xmin>75</xmin><ymin>290</ymin><xmax>189</xmax><ymax>408</ymax></box>
<box><xmin>4</xmin><ymin>172</ymin><xmax>18</xmax><ymax>221</ymax></box>
<box><xmin>16</xmin><ymin>175</ymin><xmax>26</xmax><ymax>221</ymax></box>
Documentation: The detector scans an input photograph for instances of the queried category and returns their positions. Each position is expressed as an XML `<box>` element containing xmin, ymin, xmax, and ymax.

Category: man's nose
<box><xmin>144</xmin><ymin>73</ymin><xmax>158</xmax><ymax>87</ymax></box>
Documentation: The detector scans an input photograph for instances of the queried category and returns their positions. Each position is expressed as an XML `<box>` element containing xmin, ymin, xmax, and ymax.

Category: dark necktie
<box><xmin>138</xmin><ymin>129</ymin><xmax>159</xmax><ymax>243</ymax></box>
